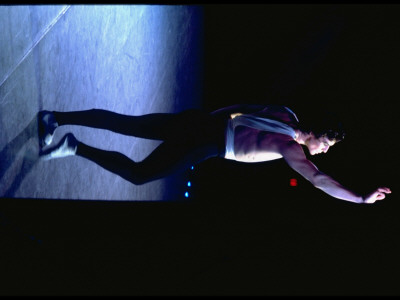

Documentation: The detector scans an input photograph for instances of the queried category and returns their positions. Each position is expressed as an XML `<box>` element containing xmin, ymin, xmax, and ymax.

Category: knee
<box><xmin>129</xmin><ymin>176</ymin><xmax>147</xmax><ymax>186</ymax></box>
<box><xmin>126</xmin><ymin>165</ymin><xmax>151</xmax><ymax>185</ymax></box>
<box><xmin>89</xmin><ymin>108</ymin><xmax>105</xmax><ymax>114</ymax></box>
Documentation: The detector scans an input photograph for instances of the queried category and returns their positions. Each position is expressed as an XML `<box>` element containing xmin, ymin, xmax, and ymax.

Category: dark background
<box><xmin>1</xmin><ymin>4</ymin><xmax>399</xmax><ymax>296</ymax></box>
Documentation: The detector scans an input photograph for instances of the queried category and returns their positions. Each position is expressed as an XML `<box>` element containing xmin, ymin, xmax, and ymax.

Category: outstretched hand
<box><xmin>363</xmin><ymin>187</ymin><xmax>392</xmax><ymax>204</ymax></box>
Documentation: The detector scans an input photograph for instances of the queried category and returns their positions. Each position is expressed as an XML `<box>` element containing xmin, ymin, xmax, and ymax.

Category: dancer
<box><xmin>38</xmin><ymin>104</ymin><xmax>391</xmax><ymax>204</ymax></box>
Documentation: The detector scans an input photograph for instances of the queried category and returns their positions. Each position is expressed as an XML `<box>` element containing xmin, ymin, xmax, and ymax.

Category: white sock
<box><xmin>41</xmin><ymin>133</ymin><xmax>77</xmax><ymax>161</ymax></box>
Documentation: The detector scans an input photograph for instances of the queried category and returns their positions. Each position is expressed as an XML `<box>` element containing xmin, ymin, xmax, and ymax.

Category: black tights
<box><xmin>53</xmin><ymin>109</ymin><xmax>227</xmax><ymax>185</ymax></box>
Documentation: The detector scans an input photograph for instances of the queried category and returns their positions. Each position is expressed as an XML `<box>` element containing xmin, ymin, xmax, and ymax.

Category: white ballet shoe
<box><xmin>40</xmin><ymin>133</ymin><xmax>77</xmax><ymax>161</ymax></box>
<box><xmin>38</xmin><ymin>110</ymin><xmax>58</xmax><ymax>147</ymax></box>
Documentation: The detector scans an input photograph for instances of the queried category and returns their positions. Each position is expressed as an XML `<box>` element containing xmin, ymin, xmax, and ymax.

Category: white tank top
<box><xmin>224</xmin><ymin>107</ymin><xmax>298</xmax><ymax>160</ymax></box>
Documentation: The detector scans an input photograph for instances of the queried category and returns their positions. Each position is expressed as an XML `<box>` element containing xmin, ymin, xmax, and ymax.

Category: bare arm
<box><xmin>280</xmin><ymin>141</ymin><xmax>391</xmax><ymax>204</ymax></box>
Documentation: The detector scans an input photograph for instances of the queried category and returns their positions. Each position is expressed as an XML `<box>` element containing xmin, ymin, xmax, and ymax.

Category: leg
<box><xmin>40</xmin><ymin>111</ymin><xmax>227</xmax><ymax>184</ymax></box>
<box><xmin>52</xmin><ymin>108</ymin><xmax>206</xmax><ymax>140</ymax></box>
<box><xmin>76</xmin><ymin>139</ymin><xmax>222</xmax><ymax>185</ymax></box>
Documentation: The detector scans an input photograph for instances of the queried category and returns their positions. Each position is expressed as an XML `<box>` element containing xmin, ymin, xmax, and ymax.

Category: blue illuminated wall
<box><xmin>0</xmin><ymin>5</ymin><xmax>203</xmax><ymax>201</ymax></box>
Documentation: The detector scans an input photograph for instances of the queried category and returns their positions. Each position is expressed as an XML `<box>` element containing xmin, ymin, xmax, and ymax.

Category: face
<box><xmin>306</xmin><ymin>134</ymin><xmax>336</xmax><ymax>155</ymax></box>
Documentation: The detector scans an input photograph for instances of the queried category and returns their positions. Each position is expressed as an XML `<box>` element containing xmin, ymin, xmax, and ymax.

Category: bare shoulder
<box><xmin>253</xmin><ymin>106</ymin><xmax>299</xmax><ymax>127</ymax></box>
<box><xmin>277</xmin><ymin>139</ymin><xmax>320</xmax><ymax>183</ymax></box>
<box><xmin>278</xmin><ymin>139</ymin><xmax>307</xmax><ymax>161</ymax></box>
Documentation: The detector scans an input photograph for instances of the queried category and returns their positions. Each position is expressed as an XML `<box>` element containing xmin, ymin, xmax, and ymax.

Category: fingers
<box><xmin>376</xmin><ymin>193</ymin><xmax>385</xmax><ymax>200</ymax></box>
<box><xmin>377</xmin><ymin>187</ymin><xmax>391</xmax><ymax>194</ymax></box>
<box><xmin>364</xmin><ymin>187</ymin><xmax>391</xmax><ymax>204</ymax></box>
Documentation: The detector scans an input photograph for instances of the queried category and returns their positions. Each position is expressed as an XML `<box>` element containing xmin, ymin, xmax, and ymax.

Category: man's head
<box><xmin>299</xmin><ymin>110</ymin><xmax>346</xmax><ymax>155</ymax></box>
<box><xmin>304</xmin><ymin>132</ymin><xmax>338</xmax><ymax>155</ymax></box>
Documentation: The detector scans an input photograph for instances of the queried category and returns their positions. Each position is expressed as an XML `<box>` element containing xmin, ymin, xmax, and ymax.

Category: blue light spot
<box><xmin>185</xmin><ymin>192</ymin><xmax>189</xmax><ymax>198</ymax></box>
<box><xmin>187</xmin><ymin>181</ymin><xmax>191</xmax><ymax>187</ymax></box>
<box><xmin>191</xmin><ymin>166</ymin><xmax>194</xmax><ymax>170</ymax></box>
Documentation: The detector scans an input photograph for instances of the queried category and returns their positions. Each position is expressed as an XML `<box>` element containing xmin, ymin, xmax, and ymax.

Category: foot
<box><xmin>40</xmin><ymin>133</ymin><xmax>78</xmax><ymax>161</ymax></box>
<box><xmin>38</xmin><ymin>110</ymin><xmax>58</xmax><ymax>147</ymax></box>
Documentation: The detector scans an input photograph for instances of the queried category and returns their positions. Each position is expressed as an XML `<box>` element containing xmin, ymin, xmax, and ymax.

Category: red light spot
<box><xmin>290</xmin><ymin>178</ymin><xmax>297</xmax><ymax>187</ymax></box>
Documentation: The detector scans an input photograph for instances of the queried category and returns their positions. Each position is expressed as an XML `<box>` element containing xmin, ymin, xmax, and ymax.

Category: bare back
<box><xmin>231</xmin><ymin>106</ymin><xmax>299</xmax><ymax>163</ymax></box>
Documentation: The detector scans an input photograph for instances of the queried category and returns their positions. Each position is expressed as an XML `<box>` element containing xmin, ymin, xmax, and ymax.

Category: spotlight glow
<box><xmin>187</xmin><ymin>181</ymin><xmax>191</xmax><ymax>187</ymax></box>
<box><xmin>185</xmin><ymin>192</ymin><xmax>189</xmax><ymax>197</ymax></box>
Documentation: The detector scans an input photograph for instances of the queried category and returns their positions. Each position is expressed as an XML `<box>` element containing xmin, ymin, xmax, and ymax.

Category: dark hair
<box><xmin>299</xmin><ymin>111</ymin><xmax>346</xmax><ymax>143</ymax></box>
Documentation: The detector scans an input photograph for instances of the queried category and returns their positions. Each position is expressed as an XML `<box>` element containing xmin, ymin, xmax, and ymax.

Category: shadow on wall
<box><xmin>0</xmin><ymin>114</ymin><xmax>41</xmax><ymax>197</ymax></box>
